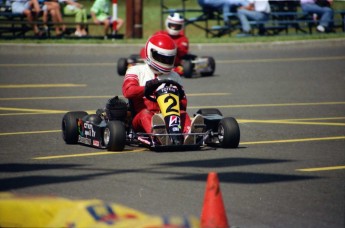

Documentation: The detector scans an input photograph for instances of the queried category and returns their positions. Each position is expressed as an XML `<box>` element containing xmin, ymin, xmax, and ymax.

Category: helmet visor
<box><xmin>168</xmin><ymin>22</ymin><xmax>183</xmax><ymax>31</ymax></box>
<box><xmin>151</xmin><ymin>49</ymin><xmax>175</xmax><ymax>65</ymax></box>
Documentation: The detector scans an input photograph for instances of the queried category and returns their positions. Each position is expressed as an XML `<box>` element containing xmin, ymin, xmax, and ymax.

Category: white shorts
<box><xmin>41</xmin><ymin>4</ymin><xmax>48</xmax><ymax>12</ymax></box>
<box><xmin>11</xmin><ymin>1</ymin><xmax>31</xmax><ymax>14</ymax></box>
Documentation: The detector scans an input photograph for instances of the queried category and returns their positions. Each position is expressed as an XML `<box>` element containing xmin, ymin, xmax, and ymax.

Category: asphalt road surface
<box><xmin>0</xmin><ymin>40</ymin><xmax>344</xmax><ymax>228</ymax></box>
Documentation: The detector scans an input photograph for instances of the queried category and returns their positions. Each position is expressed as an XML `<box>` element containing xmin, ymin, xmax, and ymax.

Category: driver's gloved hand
<box><xmin>144</xmin><ymin>78</ymin><xmax>160</xmax><ymax>97</ymax></box>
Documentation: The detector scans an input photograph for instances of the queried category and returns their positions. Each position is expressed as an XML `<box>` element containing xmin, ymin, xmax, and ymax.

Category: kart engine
<box><xmin>105</xmin><ymin>96</ymin><xmax>128</xmax><ymax>121</ymax></box>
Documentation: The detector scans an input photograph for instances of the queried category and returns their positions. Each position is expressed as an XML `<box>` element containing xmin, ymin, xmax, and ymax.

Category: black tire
<box><xmin>62</xmin><ymin>111</ymin><xmax>88</xmax><ymax>144</ymax></box>
<box><xmin>182</xmin><ymin>60</ymin><xmax>193</xmax><ymax>78</ymax></box>
<box><xmin>218</xmin><ymin>117</ymin><xmax>240</xmax><ymax>148</ymax></box>
<box><xmin>200</xmin><ymin>56</ymin><xmax>216</xmax><ymax>76</ymax></box>
<box><xmin>197</xmin><ymin>108</ymin><xmax>223</xmax><ymax>116</ymax></box>
<box><xmin>103</xmin><ymin>121</ymin><xmax>126</xmax><ymax>151</ymax></box>
<box><xmin>117</xmin><ymin>58</ymin><xmax>128</xmax><ymax>76</ymax></box>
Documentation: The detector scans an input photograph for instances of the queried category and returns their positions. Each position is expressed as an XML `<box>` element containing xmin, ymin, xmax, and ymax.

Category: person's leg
<box><xmin>180</xmin><ymin>111</ymin><xmax>191</xmax><ymax>134</ymax></box>
<box><xmin>222</xmin><ymin>2</ymin><xmax>231</xmax><ymax>26</ymax></box>
<box><xmin>103</xmin><ymin>18</ymin><xmax>110</xmax><ymax>36</ymax></box>
<box><xmin>12</xmin><ymin>2</ymin><xmax>38</xmax><ymax>34</ymax></box>
<box><xmin>39</xmin><ymin>4</ymin><xmax>48</xmax><ymax>28</ymax></box>
<box><xmin>52</xmin><ymin>2</ymin><xmax>65</xmax><ymax>32</ymax></box>
<box><xmin>116</xmin><ymin>18</ymin><xmax>124</xmax><ymax>32</ymax></box>
<box><xmin>238</xmin><ymin>9</ymin><xmax>269</xmax><ymax>34</ymax></box>
<box><xmin>80</xmin><ymin>8</ymin><xmax>88</xmax><ymax>35</ymax></box>
<box><xmin>64</xmin><ymin>6</ymin><xmax>82</xmax><ymax>35</ymax></box>
<box><xmin>245</xmin><ymin>11</ymin><xmax>269</xmax><ymax>35</ymax></box>
<box><xmin>94</xmin><ymin>13</ymin><xmax>108</xmax><ymax>36</ymax></box>
<box><xmin>22</xmin><ymin>1</ymin><xmax>40</xmax><ymax>35</ymax></box>
<box><xmin>301</xmin><ymin>3</ymin><xmax>333</xmax><ymax>30</ymax></box>
<box><xmin>46</xmin><ymin>2</ymin><xmax>65</xmax><ymax>34</ymax></box>
<box><xmin>73</xmin><ymin>8</ymin><xmax>83</xmax><ymax>32</ymax></box>
<box><xmin>183</xmin><ymin>112</ymin><xmax>204</xmax><ymax>145</ymax></box>
<box><xmin>47</xmin><ymin>7</ymin><xmax>60</xmax><ymax>34</ymax></box>
<box><xmin>131</xmin><ymin>109</ymin><xmax>154</xmax><ymax>134</ymax></box>
<box><xmin>319</xmin><ymin>7</ymin><xmax>333</xmax><ymax>28</ymax></box>
<box><xmin>22</xmin><ymin>8</ymin><xmax>40</xmax><ymax>34</ymax></box>
<box><xmin>301</xmin><ymin>3</ymin><xmax>320</xmax><ymax>15</ymax></box>
<box><xmin>29</xmin><ymin>0</ymin><xmax>41</xmax><ymax>34</ymax></box>
<box><xmin>237</xmin><ymin>8</ymin><xmax>252</xmax><ymax>32</ymax></box>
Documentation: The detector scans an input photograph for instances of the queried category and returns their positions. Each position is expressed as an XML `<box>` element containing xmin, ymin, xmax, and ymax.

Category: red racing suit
<box><xmin>122</xmin><ymin>63</ymin><xmax>191</xmax><ymax>134</ymax></box>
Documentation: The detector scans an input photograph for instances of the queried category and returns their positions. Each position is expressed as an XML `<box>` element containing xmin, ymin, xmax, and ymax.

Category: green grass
<box><xmin>1</xmin><ymin>0</ymin><xmax>344</xmax><ymax>44</ymax></box>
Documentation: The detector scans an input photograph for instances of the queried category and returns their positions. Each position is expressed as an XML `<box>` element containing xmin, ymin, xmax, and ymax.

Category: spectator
<box><xmin>198</xmin><ymin>0</ymin><xmax>244</xmax><ymax>26</ymax></box>
<box><xmin>58</xmin><ymin>0</ymin><xmax>88</xmax><ymax>36</ymax></box>
<box><xmin>236</xmin><ymin>0</ymin><xmax>271</xmax><ymax>36</ymax></box>
<box><xmin>38</xmin><ymin>0</ymin><xmax>66</xmax><ymax>36</ymax></box>
<box><xmin>122</xmin><ymin>34</ymin><xmax>204</xmax><ymax>145</ymax></box>
<box><xmin>11</xmin><ymin>0</ymin><xmax>42</xmax><ymax>36</ymax></box>
<box><xmin>140</xmin><ymin>13</ymin><xmax>188</xmax><ymax>75</ymax></box>
<box><xmin>300</xmin><ymin>0</ymin><xmax>334</xmax><ymax>33</ymax></box>
<box><xmin>90</xmin><ymin>0</ymin><xmax>124</xmax><ymax>38</ymax></box>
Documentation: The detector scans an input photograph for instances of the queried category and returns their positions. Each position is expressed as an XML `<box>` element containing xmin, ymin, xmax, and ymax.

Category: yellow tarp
<box><xmin>0</xmin><ymin>192</ymin><xmax>200</xmax><ymax>228</ymax></box>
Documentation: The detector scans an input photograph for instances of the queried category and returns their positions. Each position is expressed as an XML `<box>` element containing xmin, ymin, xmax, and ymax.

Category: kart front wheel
<box><xmin>103</xmin><ymin>121</ymin><xmax>126</xmax><ymax>151</ymax></box>
<box><xmin>62</xmin><ymin>111</ymin><xmax>88</xmax><ymax>144</ymax></box>
<box><xmin>117</xmin><ymin>58</ymin><xmax>128</xmax><ymax>76</ymax></box>
<box><xmin>218</xmin><ymin>117</ymin><xmax>240</xmax><ymax>148</ymax></box>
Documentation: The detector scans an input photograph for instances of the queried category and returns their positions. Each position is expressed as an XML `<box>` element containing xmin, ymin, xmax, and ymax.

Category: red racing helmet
<box><xmin>144</xmin><ymin>34</ymin><xmax>177</xmax><ymax>74</ymax></box>
<box><xmin>165</xmin><ymin>12</ymin><xmax>184</xmax><ymax>36</ymax></box>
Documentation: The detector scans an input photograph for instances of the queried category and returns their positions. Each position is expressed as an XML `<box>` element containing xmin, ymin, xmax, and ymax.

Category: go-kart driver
<box><xmin>140</xmin><ymin>12</ymin><xmax>188</xmax><ymax>75</ymax></box>
<box><xmin>122</xmin><ymin>34</ymin><xmax>203</xmax><ymax>145</ymax></box>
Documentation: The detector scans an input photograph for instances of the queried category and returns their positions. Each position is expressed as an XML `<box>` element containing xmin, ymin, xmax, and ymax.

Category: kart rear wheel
<box><xmin>62</xmin><ymin>111</ymin><xmax>88</xmax><ymax>144</ymax></box>
<box><xmin>182</xmin><ymin>60</ymin><xmax>193</xmax><ymax>78</ymax></box>
<box><xmin>117</xmin><ymin>58</ymin><xmax>128</xmax><ymax>76</ymax></box>
<box><xmin>200</xmin><ymin>56</ymin><xmax>215</xmax><ymax>77</ymax></box>
<box><xmin>103</xmin><ymin>121</ymin><xmax>126</xmax><ymax>151</ymax></box>
<box><xmin>218</xmin><ymin>117</ymin><xmax>240</xmax><ymax>148</ymax></box>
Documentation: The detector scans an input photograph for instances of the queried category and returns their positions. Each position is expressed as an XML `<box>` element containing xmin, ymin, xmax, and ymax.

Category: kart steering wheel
<box><xmin>144</xmin><ymin>79</ymin><xmax>185</xmax><ymax>102</ymax></box>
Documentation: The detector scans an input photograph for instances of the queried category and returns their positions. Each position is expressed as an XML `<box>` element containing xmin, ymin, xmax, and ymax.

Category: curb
<box><xmin>1</xmin><ymin>38</ymin><xmax>344</xmax><ymax>55</ymax></box>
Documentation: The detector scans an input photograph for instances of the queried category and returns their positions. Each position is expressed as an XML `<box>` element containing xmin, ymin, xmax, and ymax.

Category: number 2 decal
<box><xmin>157</xmin><ymin>93</ymin><xmax>180</xmax><ymax>117</ymax></box>
<box><xmin>164</xmin><ymin>95</ymin><xmax>178</xmax><ymax>113</ymax></box>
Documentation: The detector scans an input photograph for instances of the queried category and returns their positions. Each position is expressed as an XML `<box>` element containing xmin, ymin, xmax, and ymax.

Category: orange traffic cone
<box><xmin>200</xmin><ymin>172</ymin><xmax>229</xmax><ymax>228</ymax></box>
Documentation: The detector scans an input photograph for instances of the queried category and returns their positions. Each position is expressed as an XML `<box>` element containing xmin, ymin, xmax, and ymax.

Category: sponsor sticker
<box><xmin>78</xmin><ymin>135</ymin><xmax>91</xmax><ymax>145</ymax></box>
<box><xmin>169</xmin><ymin>115</ymin><xmax>180</xmax><ymax>127</ymax></box>
<box><xmin>93</xmin><ymin>140</ymin><xmax>100</xmax><ymax>147</ymax></box>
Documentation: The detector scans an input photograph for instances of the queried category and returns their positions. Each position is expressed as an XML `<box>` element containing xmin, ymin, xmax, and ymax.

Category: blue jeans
<box><xmin>237</xmin><ymin>9</ymin><xmax>269</xmax><ymax>33</ymax></box>
<box><xmin>198</xmin><ymin>0</ymin><xmax>246</xmax><ymax>24</ymax></box>
<box><xmin>301</xmin><ymin>3</ymin><xmax>333</xmax><ymax>28</ymax></box>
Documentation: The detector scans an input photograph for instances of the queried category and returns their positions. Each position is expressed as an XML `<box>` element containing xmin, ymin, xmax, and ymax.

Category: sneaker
<box><xmin>151</xmin><ymin>114</ymin><xmax>169</xmax><ymax>145</ymax></box>
<box><xmin>184</xmin><ymin>114</ymin><xmax>204</xmax><ymax>145</ymax></box>
<box><xmin>236</xmin><ymin>30</ymin><xmax>252</xmax><ymax>37</ymax></box>
<box><xmin>316</xmin><ymin>25</ymin><xmax>325</xmax><ymax>33</ymax></box>
<box><xmin>75</xmin><ymin>31</ymin><xmax>83</xmax><ymax>37</ymax></box>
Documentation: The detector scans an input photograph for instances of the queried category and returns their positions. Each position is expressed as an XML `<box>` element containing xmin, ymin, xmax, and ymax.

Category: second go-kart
<box><xmin>117</xmin><ymin>54</ymin><xmax>216</xmax><ymax>78</ymax></box>
<box><xmin>62</xmin><ymin>79</ymin><xmax>239</xmax><ymax>151</ymax></box>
